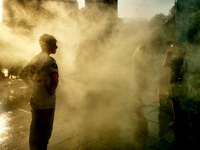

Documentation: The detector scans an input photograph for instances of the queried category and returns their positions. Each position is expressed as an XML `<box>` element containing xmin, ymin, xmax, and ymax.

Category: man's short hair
<box><xmin>39</xmin><ymin>34</ymin><xmax>57</xmax><ymax>50</ymax></box>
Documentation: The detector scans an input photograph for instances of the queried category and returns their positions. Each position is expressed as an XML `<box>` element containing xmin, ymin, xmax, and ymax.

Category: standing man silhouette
<box><xmin>162</xmin><ymin>42</ymin><xmax>186</xmax><ymax>127</ymax></box>
<box><xmin>20</xmin><ymin>34</ymin><xmax>59</xmax><ymax>150</ymax></box>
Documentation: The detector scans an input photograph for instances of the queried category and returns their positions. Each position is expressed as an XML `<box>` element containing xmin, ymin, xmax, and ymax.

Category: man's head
<box><xmin>171</xmin><ymin>42</ymin><xmax>186</xmax><ymax>57</ymax></box>
<box><xmin>39</xmin><ymin>34</ymin><xmax>58</xmax><ymax>54</ymax></box>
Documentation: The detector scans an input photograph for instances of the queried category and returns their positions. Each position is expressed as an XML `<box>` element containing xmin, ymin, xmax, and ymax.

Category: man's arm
<box><xmin>162</xmin><ymin>49</ymin><xmax>173</xmax><ymax>67</ymax></box>
<box><xmin>20</xmin><ymin>68</ymin><xmax>30</xmax><ymax>85</ymax></box>
<box><xmin>48</xmin><ymin>73</ymin><xmax>59</xmax><ymax>95</ymax></box>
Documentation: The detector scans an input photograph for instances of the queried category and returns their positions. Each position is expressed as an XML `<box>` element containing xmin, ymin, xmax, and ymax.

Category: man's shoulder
<box><xmin>49</xmin><ymin>56</ymin><xmax>56</xmax><ymax>61</ymax></box>
<box><xmin>31</xmin><ymin>53</ymin><xmax>52</xmax><ymax>63</ymax></box>
<box><xmin>49</xmin><ymin>56</ymin><xmax>58</xmax><ymax>70</ymax></box>
<box><xmin>171</xmin><ymin>57</ymin><xmax>183</xmax><ymax>64</ymax></box>
<box><xmin>49</xmin><ymin>56</ymin><xmax>57</xmax><ymax>64</ymax></box>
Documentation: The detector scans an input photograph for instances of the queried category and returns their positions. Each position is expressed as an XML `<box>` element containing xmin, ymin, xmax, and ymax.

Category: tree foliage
<box><xmin>146</xmin><ymin>13</ymin><xmax>175</xmax><ymax>53</ymax></box>
<box><xmin>149</xmin><ymin>13</ymin><xmax>169</xmax><ymax>26</ymax></box>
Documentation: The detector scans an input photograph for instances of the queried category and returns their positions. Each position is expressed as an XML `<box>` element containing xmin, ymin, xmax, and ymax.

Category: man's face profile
<box><xmin>49</xmin><ymin>42</ymin><xmax>58</xmax><ymax>54</ymax></box>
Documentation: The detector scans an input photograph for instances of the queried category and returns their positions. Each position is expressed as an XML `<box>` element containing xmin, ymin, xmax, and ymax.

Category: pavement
<box><xmin>0</xmin><ymin>78</ymin><xmax>200</xmax><ymax>150</ymax></box>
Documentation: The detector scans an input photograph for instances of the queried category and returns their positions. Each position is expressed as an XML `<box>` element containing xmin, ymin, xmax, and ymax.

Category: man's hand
<box><xmin>162</xmin><ymin>48</ymin><xmax>173</xmax><ymax>67</ymax></box>
<box><xmin>166</xmin><ymin>49</ymin><xmax>173</xmax><ymax>57</ymax></box>
<box><xmin>48</xmin><ymin>73</ymin><xmax>58</xmax><ymax>95</ymax></box>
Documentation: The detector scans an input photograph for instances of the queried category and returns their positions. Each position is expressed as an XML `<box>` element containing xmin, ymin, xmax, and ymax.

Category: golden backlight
<box><xmin>0</xmin><ymin>0</ymin><xmax>2</xmax><ymax>23</ymax></box>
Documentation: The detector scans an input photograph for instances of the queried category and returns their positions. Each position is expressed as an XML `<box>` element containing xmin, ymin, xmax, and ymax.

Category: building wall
<box><xmin>176</xmin><ymin>0</ymin><xmax>190</xmax><ymax>44</ymax></box>
<box><xmin>85</xmin><ymin>0</ymin><xmax>118</xmax><ymax>15</ymax></box>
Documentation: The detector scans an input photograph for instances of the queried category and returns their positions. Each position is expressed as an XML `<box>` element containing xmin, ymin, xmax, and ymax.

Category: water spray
<box><xmin>0</xmin><ymin>0</ymin><xmax>2</xmax><ymax>23</ymax></box>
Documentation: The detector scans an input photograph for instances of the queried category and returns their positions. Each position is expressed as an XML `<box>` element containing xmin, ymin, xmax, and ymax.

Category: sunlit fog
<box><xmin>0</xmin><ymin>0</ymin><xmax>165</xmax><ymax>138</ymax></box>
<box><xmin>0</xmin><ymin>0</ymin><xmax>2</xmax><ymax>23</ymax></box>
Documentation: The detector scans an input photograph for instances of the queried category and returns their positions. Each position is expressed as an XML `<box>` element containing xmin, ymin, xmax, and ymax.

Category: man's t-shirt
<box><xmin>23</xmin><ymin>52</ymin><xmax>58</xmax><ymax>109</ymax></box>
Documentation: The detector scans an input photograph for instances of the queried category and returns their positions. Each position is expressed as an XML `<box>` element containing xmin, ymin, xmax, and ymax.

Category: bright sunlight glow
<box><xmin>0</xmin><ymin>0</ymin><xmax>2</xmax><ymax>23</ymax></box>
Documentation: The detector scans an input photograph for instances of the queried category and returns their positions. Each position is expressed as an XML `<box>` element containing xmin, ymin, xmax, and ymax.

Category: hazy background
<box><xmin>77</xmin><ymin>0</ymin><xmax>175</xmax><ymax>19</ymax></box>
<box><xmin>1</xmin><ymin>0</ymin><xmax>199</xmax><ymax>146</ymax></box>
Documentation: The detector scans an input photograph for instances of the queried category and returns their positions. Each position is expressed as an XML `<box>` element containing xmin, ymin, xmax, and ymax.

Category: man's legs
<box><xmin>29</xmin><ymin>108</ymin><xmax>55</xmax><ymax>150</ymax></box>
<box><xmin>168</xmin><ymin>98</ymin><xmax>182</xmax><ymax>127</ymax></box>
<box><xmin>135</xmin><ymin>80</ymin><xmax>146</xmax><ymax>108</ymax></box>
